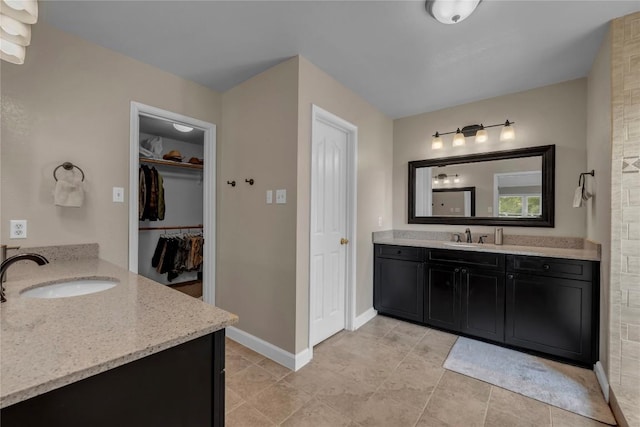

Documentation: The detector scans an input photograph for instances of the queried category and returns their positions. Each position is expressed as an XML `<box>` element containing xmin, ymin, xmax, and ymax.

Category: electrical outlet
<box><xmin>10</xmin><ymin>220</ymin><xmax>27</xmax><ymax>239</ymax></box>
<box><xmin>276</xmin><ymin>189</ymin><xmax>286</xmax><ymax>204</ymax></box>
<box><xmin>266</xmin><ymin>190</ymin><xmax>273</xmax><ymax>204</ymax></box>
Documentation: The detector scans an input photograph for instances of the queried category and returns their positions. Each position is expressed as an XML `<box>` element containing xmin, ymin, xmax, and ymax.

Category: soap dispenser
<box><xmin>495</xmin><ymin>228</ymin><xmax>503</xmax><ymax>245</ymax></box>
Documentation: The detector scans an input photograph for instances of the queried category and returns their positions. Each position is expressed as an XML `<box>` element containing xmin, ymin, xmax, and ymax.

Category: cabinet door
<box><xmin>460</xmin><ymin>268</ymin><xmax>505</xmax><ymax>342</ymax></box>
<box><xmin>374</xmin><ymin>258</ymin><xmax>424</xmax><ymax>322</ymax></box>
<box><xmin>425</xmin><ymin>264</ymin><xmax>459</xmax><ymax>331</ymax></box>
<box><xmin>505</xmin><ymin>273</ymin><xmax>594</xmax><ymax>364</ymax></box>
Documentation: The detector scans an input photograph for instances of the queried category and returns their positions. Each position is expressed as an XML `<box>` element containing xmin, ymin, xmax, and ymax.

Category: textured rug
<box><xmin>443</xmin><ymin>337</ymin><xmax>616</xmax><ymax>425</ymax></box>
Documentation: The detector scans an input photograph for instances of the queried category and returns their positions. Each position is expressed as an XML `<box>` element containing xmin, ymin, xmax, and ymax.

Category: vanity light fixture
<box><xmin>173</xmin><ymin>123</ymin><xmax>194</xmax><ymax>133</ymax></box>
<box><xmin>0</xmin><ymin>0</ymin><xmax>37</xmax><ymax>65</ymax></box>
<box><xmin>431</xmin><ymin>119</ymin><xmax>515</xmax><ymax>149</ymax></box>
<box><xmin>426</xmin><ymin>0</ymin><xmax>482</xmax><ymax>25</ymax></box>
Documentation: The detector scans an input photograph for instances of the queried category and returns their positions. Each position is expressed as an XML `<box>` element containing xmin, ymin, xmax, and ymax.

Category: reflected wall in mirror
<box><xmin>408</xmin><ymin>145</ymin><xmax>554</xmax><ymax>227</ymax></box>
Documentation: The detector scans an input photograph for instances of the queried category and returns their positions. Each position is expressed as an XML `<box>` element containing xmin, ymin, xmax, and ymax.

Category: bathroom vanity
<box><xmin>374</xmin><ymin>238</ymin><xmax>599</xmax><ymax>366</ymax></box>
<box><xmin>0</xmin><ymin>254</ymin><xmax>237</xmax><ymax>426</ymax></box>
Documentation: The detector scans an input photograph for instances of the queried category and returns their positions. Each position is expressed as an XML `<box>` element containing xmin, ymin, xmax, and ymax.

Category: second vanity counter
<box><xmin>372</xmin><ymin>237</ymin><xmax>600</xmax><ymax>261</ymax></box>
<box><xmin>0</xmin><ymin>258</ymin><xmax>238</xmax><ymax>409</ymax></box>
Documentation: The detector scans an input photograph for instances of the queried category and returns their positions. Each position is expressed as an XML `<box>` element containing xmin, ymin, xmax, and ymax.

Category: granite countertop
<box><xmin>0</xmin><ymin>258</ymin><xmax>238</xmax><ymax>408</ymax></box>
<box><xmin>373</xmin><ymin>237</ymin><xmax>600</xmax><ymax>261</ymax></box>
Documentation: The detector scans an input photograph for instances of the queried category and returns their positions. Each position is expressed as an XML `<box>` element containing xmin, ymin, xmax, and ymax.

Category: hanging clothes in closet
<box><xmin>139</xmin><ymin>165</ymin><xmax>165</xmax><ymax>221</ymax></box>
<box><xmin>151</xmin><ymin>234</ymin><xmax>203</xmax><ymax>282</ymax></box>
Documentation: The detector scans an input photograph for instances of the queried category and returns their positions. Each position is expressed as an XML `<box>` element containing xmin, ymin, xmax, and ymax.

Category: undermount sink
<box><xmin>21</xmin><ymin>277</ymin><xmax>118</xmax><ymax>299</ymax></box>
<box><xmin>444</xmin><ymin>242</ymin><xmax>477</xmax><ymax>248</ymax></box>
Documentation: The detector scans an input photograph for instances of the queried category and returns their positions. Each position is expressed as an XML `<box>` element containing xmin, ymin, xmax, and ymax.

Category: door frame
<box><xmin>308</xmin><ymin>104</ymin><xmax>358</xmax><ymax>351</ymax></box>
<box><xmin>128</xmin><ymin>102</ymin><xmax>217</xmax><ymax>305</ymax></box>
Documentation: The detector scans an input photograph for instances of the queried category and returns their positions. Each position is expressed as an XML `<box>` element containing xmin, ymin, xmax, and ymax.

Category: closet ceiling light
<box><xmin>173</xmin><ymin>123</ymin><xmax>194</xmax><ymax>133</ymax></box>
<box><xmin>426</xmin><ymin>0</ymin><xmax>481</xmax><ymax>25</ymax></box>
<box><xmin>1</xmin><ymin>0</ymin><xmax>38</xmax><ymax>25</ymax></box>
<box><xmin>0</xmin><ymin>13</ymin><xmax>31</xmax><ymax>45</ymax></box>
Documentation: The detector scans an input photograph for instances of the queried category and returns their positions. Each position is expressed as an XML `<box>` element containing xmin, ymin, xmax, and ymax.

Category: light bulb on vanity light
<box><xmin>453</xmin><ymin>175</ymin><xmax>460</xmax><ymax>183</ymax></box>
<box><xmin>500</xmin><ymin>120</ymin><xmax>515</xmax><ymax>141</ymax></box>
<box><xmin>475</xmin><ymin>124</ymin><xmax>488</xmax><ymax>143</ymax></box>
<box><xmin>431</xmin><ymin>132</ymin><xmax>443</xmax><ymax>150</ymax></box>
<box><xmin>452</xmin><ymin>128</ymin><xmax>465</xmax><ymax>147</ymax></box>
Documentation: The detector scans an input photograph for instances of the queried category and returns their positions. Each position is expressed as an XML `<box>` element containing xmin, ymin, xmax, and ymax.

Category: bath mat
<box><xmin>443</xmin><ymin>337</ymin><xmax>616</xmax><ymax>425</ymax></box>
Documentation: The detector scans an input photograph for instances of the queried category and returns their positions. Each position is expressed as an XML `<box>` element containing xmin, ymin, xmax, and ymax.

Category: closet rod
<box><xmin>139</xmin><ymin>224</ymin><xmax>203</xmax><ymax>231</ymax></box>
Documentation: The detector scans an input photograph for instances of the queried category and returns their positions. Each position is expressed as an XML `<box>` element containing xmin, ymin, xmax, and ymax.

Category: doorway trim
<box><xmin>129</xmin><ymin>102</ymin><xmax>217</xmax><ymax>305</ymax></box>
<box><xmin>308</xmin><ymin>104</ymin><xmax>358</xmax><ymax>355</ymax></box>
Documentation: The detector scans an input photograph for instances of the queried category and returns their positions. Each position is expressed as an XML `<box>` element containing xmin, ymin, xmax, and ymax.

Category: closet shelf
<box><xmin>140</xmin><ymin>158</ymin><xmax>203</xmax><ymax>170</ymax></box>
<box><xmin>139</xmin><ymin>224</ymin><xmax>203</xmax><ymax>231</ymax></box>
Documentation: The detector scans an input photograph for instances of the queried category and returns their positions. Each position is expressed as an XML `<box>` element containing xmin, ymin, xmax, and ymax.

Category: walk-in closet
<box><xmin>137</xmin><ymin>115</ymin><xmax>206</xmax><ymax>298</ymax></box>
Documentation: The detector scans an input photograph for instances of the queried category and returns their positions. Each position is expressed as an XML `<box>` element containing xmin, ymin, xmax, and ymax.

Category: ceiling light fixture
<box><xmin>173</xmin><ymin>123</ymin><xmax>194</xmax><ymax>133</ymax></box>
<box><xmin>426</xmin><ymin>0</ymin><xmax>481</xmax><ymax>25</ymax></box>
<box><xmin>0</xmin><ymin>0</ymin><xmax>37</xmax><ymax>65</ymax></box>
<box><xmin>431</xmin><ymin>119</ymin><xmax>515</xmax><ymax>149</ymax></box>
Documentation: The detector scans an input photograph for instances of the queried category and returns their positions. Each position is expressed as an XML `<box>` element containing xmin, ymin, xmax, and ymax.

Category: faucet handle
<box><xmin>478</xmin><ymin>235</ymin><xmax>489</xmax><ymax>244</ymax></box>
<box><xmin>453</xmin><ymin>234</ymin><xmax>461</xmax><ymax>242</ymax></box>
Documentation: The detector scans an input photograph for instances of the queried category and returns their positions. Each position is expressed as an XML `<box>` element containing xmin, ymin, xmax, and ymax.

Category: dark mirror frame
<box><xmin>408</xmin><ymin>145</ymin><xmax>555</xmax><ymax>227</ymax></box>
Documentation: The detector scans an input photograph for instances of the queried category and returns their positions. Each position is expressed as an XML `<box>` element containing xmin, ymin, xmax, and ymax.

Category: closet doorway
<box><xmin>128</xmin><ymin>102</ymin><xmax>216</xmax><ymax>304</ymax></box>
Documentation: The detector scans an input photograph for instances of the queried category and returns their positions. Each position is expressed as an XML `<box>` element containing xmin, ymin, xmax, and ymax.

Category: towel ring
<box><xmin>54</xmin><ymin>162</ymin><xmax>85</xmax><ymax>182</ymax></box>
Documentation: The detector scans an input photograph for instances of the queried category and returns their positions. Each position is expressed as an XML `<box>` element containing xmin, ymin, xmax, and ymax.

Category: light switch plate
<box><xmin>266</xmin><ymin>190</ymin><xmax>273</xmax><ymax>204</ymax></box>
<box><xmin>113</xmin><ymin>187</ymin><xmax>124</xmax><ymax>203</ymax></box>
<box><xmin>10</xmin><ymin>220</ymin><xmax>27</xmax><ymax>239</ymax></box>
<box><xmin>276</xmin><ymin>189</ymin><xmax>286</xmax><ymax>204</ymax></box>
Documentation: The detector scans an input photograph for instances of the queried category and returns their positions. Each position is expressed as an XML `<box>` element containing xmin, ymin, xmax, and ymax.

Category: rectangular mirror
<box><xmin>408</xmin><ymin>145</ymin><xmax>554</xmax><ymax>227</ymax></box>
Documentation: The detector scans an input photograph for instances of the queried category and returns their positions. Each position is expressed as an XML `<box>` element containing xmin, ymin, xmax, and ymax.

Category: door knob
<box><xmin>340</xmin><ymin>238</ymin><xmax>349</xmax><ymax>245</ymax></box>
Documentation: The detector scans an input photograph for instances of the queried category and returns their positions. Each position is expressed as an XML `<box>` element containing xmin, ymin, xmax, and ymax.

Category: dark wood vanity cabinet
<box><xmin>1</xmin><ymin>330</ymin><xmax>226</xmax><ymax>427</ymax></box>
<box><xmin>373</xmin><ymin>244</ymin><xmax>599</xmax><ymax>366</ymax></box>
<box><xmin>374</xmin><ymin>245</ymin><xmax>425</xmax><ymax>322</ymax></box>
<box><xmin>426</xmin><ymin>250</ymin><xmax>505</xmax><ymax>342</ymax></box>
<box><xmin>505</xmin><ymin>255</ymin><xmax>598</xmax><ymax>365</ymax></box>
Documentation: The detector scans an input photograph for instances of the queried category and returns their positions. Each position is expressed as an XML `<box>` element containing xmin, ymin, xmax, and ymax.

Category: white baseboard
<box><xmin>226</xmin><ymin>326</ymin><xmax>311</xmax><ymax>372</ymax></box>
<box><xmin>353</xmin><ymin>307</ymin><xmax>377</xmax><ymax>330</ymax></box>
<box><xmin>594</xmin><ymin>361</ymin><xmax>609</xmax><ymax>402</ymax></box>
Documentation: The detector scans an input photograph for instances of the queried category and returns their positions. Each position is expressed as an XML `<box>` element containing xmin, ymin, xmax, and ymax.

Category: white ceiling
<box><xmin>40</xmin><ymin>1</ymin><xmax>639</xmax><ymax>119</ymax></box>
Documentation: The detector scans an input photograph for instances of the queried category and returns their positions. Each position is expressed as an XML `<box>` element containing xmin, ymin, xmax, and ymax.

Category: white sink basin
<box><xmin>21</xmin><ymin>278</ymin><xmax>118</xmax><ymax>299</ymax></box>
<box><xmin>444</xmin><ymin>242</ymin><xmax>477</xmax><ymax>248</ymax></box>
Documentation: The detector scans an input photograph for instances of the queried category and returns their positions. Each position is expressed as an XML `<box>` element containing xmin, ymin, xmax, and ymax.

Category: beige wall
<box><xmin>393</xmin><ymin>79</ymin><xmax>588</xmax><ymax>237</ymax></box>
<box><xmin>609</xmin><ymin>12</ymin><xmax>640</xmax><ymax>426</ymax></box>
<box><xmin>296</xmin><ymin>57</ymin><xmax>394</xmax><ymax>353</ymax></box>
<box><xmin>587</xmin><ymin>26</ymin><xmax>612</xmax><ymax>375</ymax></box>
<box><xmin>218</xmin><ymin>58</ymin><xmax>299</xmax><ymax>353</ymax></box>
<box><xmin>0</xmin><ymin>23</ymin><xmax>222</xmax><ymax>267</ymax></box>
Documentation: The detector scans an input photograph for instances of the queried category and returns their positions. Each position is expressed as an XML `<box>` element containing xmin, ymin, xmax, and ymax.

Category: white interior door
<box><xmin>310</xmin><ymin>117</ymin><xmax>349</xmax><ymax>346</ymax></box>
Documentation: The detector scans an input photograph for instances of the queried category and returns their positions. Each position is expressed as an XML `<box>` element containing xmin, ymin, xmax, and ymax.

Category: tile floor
<box><xmin>225</xmin><ymin>315</ymin><xmax>613</xmax><ymax>426</ymax></box>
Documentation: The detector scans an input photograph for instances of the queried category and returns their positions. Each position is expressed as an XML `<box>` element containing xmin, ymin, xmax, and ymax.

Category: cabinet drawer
<box><xmin>428</xmin><ymin>249</ymin><xmax>505</xmax><ymax>270</ymax></box>
<box><xmin>507</xmin><ymin>255</ymin><xmax>593</xmax><ymax>281</ymax></box>
<box><xmin>375</xmin><ymin>244</ymin><xmax>424</xmax><ymax>261</ymax></box>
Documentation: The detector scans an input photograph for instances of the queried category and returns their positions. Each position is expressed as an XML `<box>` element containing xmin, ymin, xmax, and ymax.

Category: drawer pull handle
<box><xmin>461</xmin><ymin>269</ymin><xmax>467</xmax><ymax>274</ymax></box>
<box><xmin>508</xmin><ymin>274</ymin><xmax>514</xmax><ymax>279</ymax></box>
<box><xmin>454</xmin><ymin>268</ymin><xmax>460</xmax><ymax>273</ymax></box>
<box><xmin>543</xmin><ymin>264</ymin><xmax>550</xmax><ymax>270</ymax></box>
<box><xmin>397</xmin><ymin>250</ymin><xmax>402</xmax><ymax>254</ymax></box>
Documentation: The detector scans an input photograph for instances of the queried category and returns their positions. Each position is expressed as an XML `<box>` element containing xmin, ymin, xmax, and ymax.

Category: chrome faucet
<box><xmin>0</xmin><ymin>253</ymin><xmax>49</xmax><ymax>303</ymax></box>
<box><xmin>464</xmin><ymin>228</ymin><xmax>472</xmax><ymax>243</ymax></box>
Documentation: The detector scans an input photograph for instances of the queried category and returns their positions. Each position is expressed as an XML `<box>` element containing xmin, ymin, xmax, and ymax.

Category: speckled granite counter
<box><xmin>0</xmin><ymin>258</ymin><xmax>238</xmax><ymax>408</ymax></box>
<box><xmin>373</xmin><ymin>236</ymin><xmax>600</xmax><ymax>261</ymax></box>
